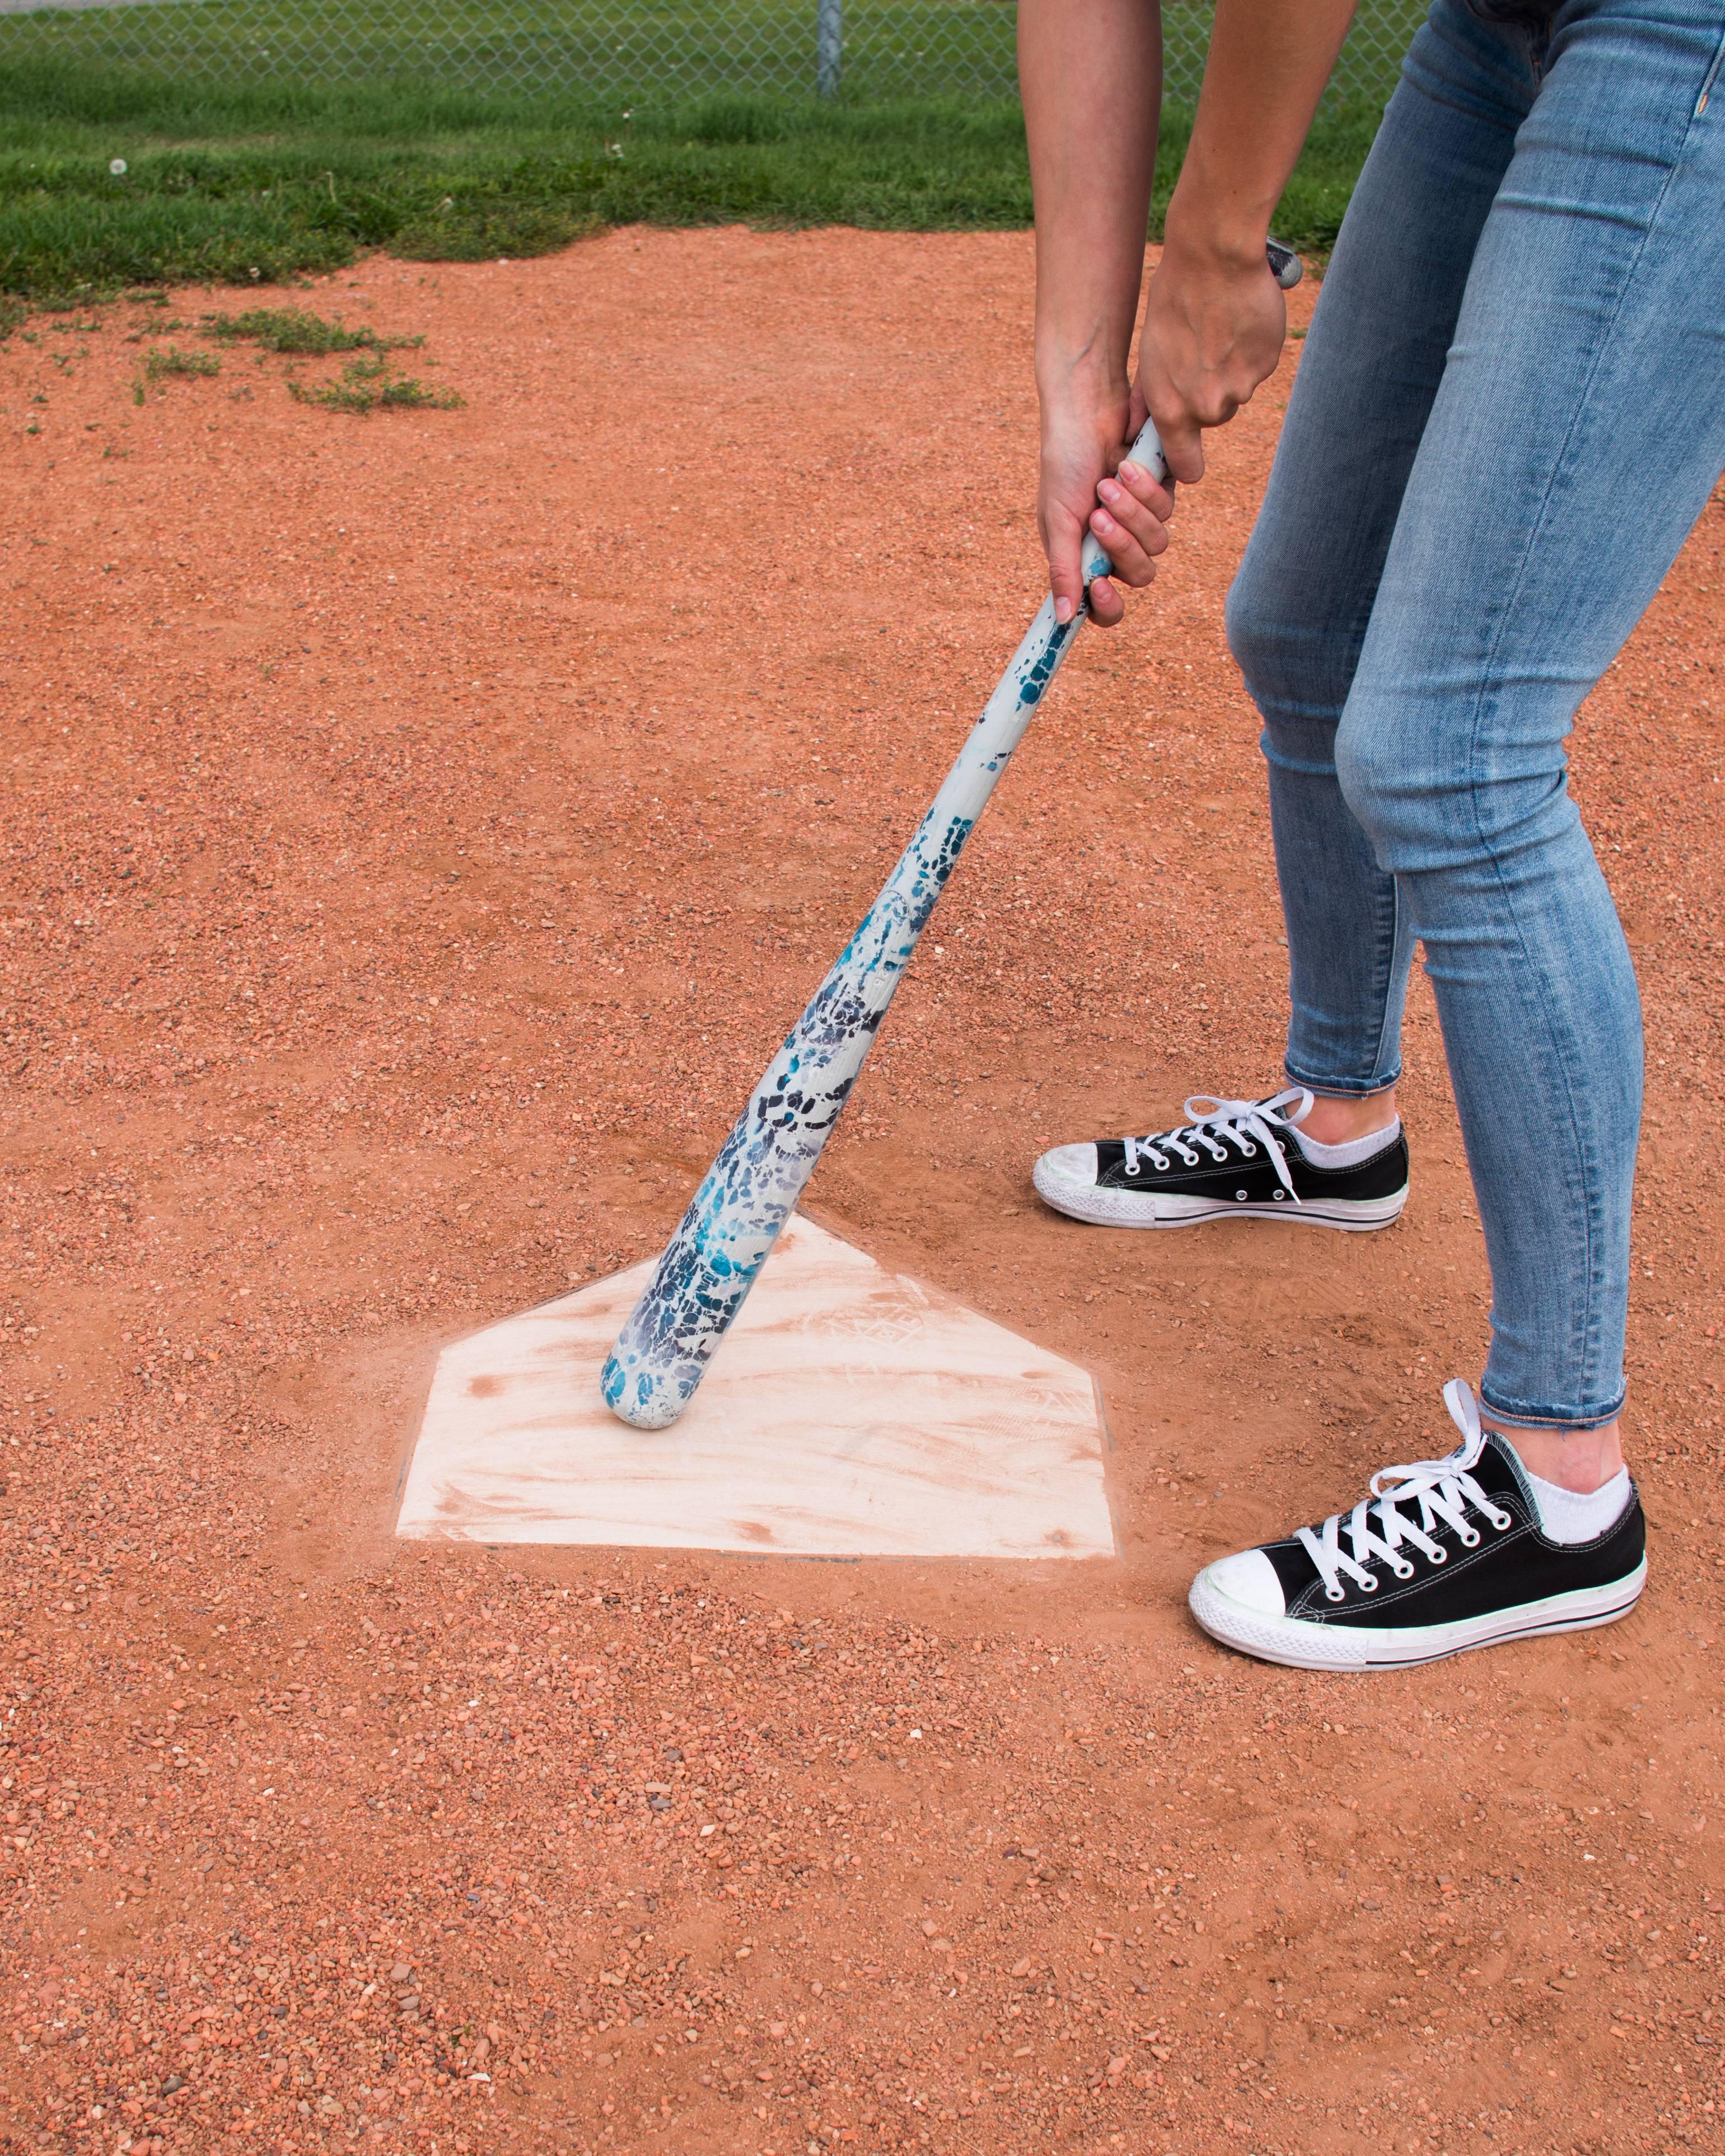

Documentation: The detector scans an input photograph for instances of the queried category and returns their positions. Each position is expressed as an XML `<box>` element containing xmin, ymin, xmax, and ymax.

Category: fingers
<box><xmin>1116</xmin><ymin>456</ymin><xmax>1174</xmax><ymax>522</ymax></box>
<box><xmin>1037</xmin><ymin>409</ymin><xmax>1166</xmax><ymax>627</ymax></box>
<box><xmin>1046</xmin><ymin>512</ymin><xmax>1090</xmax><ymax>628</ymax></box>
<box><xmin>1086</xmin><ymin>457</ymin><xmax>1173</xmax><ymax>588</ymax></box>
<box><xmin>1149</xmin><ymin>405</ymin><xmax>1206</xmax><ymax>488</ymax></box>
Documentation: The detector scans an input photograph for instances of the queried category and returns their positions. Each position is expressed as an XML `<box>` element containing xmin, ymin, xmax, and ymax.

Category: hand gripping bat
<box><xmin>601</xmin><ymin>243</ymin><xmax>1301</xmax><ymax>1431</ymax></box>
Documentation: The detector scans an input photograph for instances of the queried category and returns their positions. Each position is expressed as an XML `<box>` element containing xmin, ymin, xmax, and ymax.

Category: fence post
<box><xmin>817</xmin><ymin>0</ymin><xmax>842</xmax><ymax>96</ymax></box>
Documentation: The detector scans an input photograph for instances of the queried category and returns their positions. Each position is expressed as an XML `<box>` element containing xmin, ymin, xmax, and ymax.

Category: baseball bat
<box><xmin>602</xmin><ymin>243</ymin><xmax>1302</xmax><ymax>1431</ymax></box>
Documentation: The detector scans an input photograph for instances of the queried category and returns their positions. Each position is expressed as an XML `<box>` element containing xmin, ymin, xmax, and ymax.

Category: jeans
<box><xmin>1227</xmin><ymin>0</ymin><xmax>1725</xmax><ymax>1430</ymax></box>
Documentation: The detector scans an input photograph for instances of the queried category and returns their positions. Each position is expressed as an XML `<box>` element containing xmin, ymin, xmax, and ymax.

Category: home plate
<box><xmin>396</xmin><ymin>1214</ymin><xmax>1114</xmax><ymax>1559</ymax></box>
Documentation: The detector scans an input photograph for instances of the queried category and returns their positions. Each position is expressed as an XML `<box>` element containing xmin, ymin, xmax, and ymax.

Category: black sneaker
<box><xmin>1189</xmin><ymin>1381</ymin><xmax>1646</xmax><ymax>1671</ymax></box>
<box><xmin>1032</xmin><ymin>1088</ymin><xmax>1408</xmax><ymax>1232</ymax></box>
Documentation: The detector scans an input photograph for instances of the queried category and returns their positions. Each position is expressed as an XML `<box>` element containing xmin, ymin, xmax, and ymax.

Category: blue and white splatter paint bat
<box><xmin>600</xmin><ymin>428</ymin><xmax>1171</xmax><ymax>1432</ymax></box>
<box><xmin>603</xmin><ymin>250</ymin><xmax>1296</xmax><ymax>1432</ymax></box>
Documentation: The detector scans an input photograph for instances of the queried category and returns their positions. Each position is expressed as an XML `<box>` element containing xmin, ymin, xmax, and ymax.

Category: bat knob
<box><xmin>1266</xmin><ymin>238</ymin><xmax>1303</xmax><ymax>291</ymax></box>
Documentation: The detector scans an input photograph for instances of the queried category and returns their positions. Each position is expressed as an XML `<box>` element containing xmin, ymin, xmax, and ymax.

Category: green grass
<box><xmin>286</xmin><ymin>349</ymin><xmax>464</xmax><ymax>410</ymax></box>
<box><xmin>131</xmin><ymin>340</ymin><xmax>222</xmax><ymax>399</ymax></box>
<box><xmin>0</xmin><ymin>0</ymin><xmax>1037</xmax><ymax>109</ymax></box>
<box><xmin>0</xmin><ymin>10</ymin><xmax>1391</xmax><ymax>306</ymax></box>
<box><xmin>142</xmin><ymin>343</ymin><xmax>221</xmax><ymax>378</ymax></box>
<box><xmin>199</xmin><ymin>302</ymin><xmax>422</xmax><ymax>352</ymax></box>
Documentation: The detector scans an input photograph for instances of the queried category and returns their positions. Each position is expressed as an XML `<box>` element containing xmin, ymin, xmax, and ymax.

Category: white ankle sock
<box><xmin>1513</xmin><ymin>1456</ymin><xmax>1633</xmax><ymax>1545</ymax></box>
<box><xmin>1289</xmin><ymin>1116</ymin><xmax>1401</xmax><ymax>1168</ymax></box>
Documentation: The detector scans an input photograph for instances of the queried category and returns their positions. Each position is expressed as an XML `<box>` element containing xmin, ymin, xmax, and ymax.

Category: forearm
<box><xmin>1167</xmin><ymin>0</ymin><xmax>1358</xmax><ymax>261</ymax></box>
<box><xmin>1020</xmin><ymin>0</ymin><xmax>1162</xmax><ymax>411</ymax></box>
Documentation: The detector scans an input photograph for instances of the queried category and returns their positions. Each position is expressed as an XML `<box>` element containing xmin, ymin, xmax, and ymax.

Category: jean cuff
<box><xmin>1478</xmin><ymin>1385</ymin><xmax>1626</xmax><ymax>1435</ymax></box>
<box><xmin>1283</xmin><ymin>1059</ymin><xmax>1403</xmax><ymax>1100</ymax></box>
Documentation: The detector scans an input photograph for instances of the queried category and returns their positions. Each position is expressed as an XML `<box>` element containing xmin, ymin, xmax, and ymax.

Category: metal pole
<box><xmin>817</xmin><ymin>0</ymin><xmax>842</xmax><ymax>97</ymax></box>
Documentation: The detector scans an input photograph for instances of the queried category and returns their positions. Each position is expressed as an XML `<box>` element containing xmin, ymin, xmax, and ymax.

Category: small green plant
<box><xmin>147</xmin><ymin>345</ymin><xmax>219</xmax><ymax>380</ymax></box>
<box><xmin>287</xmin><ymin>353</ymin><xmax>462</xmax><ymax>414</ymax></box>
<box><xmin>0</xmin><ymin>298</ymin><xmax>26</xmax><ymax>342</ymax></box>
<box><xmin>200</xmin><ymin>307</ymin><xmax>420</xmax><ymax>356</ymax></box>
<box><xmin>132</xmin><ymin>344</ymin><xmax>221</xmax><ymax>402</ymax></box>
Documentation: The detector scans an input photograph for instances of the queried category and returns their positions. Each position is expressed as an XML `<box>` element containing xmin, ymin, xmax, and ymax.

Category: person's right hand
<box><xmin>1037</xmin><ymin>394</ymin><xmax>1176</xmax><ymax>628</ymax></box>
<box><xmin>1138</xmin><ymin>226</ymin><xmax>1290</xmax><ymax>486</ymax></box>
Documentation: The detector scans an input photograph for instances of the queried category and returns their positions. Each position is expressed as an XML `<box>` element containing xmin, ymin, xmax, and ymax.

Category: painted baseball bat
<box><xmin>602</xmin><ymin>244</ymin><xmax>1302</xmax><ymax>1431</ymax></box>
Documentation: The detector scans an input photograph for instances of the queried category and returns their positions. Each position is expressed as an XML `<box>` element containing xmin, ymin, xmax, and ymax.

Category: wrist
<box><xmin>1161</xmin><ymin>184</ymin><xmax>1273</xmax><ymax>274</ymax></box>
<box><xmin>1035</xmin><ymin>348</ymin><xmax>1132</xmax><ymax>425</ymax></box>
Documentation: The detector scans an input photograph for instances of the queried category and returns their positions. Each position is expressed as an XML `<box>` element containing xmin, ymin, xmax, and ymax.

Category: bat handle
<box><xmin>1078</xmin><ymin>236</ymin><xmax>1302</xmax><ymax>595</ymax></box>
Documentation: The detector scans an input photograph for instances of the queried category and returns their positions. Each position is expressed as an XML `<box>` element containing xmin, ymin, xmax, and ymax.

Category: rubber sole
<box><xmin>1031</xmin><ymin>1157</ymin><xmax>1408</xmax><ymax>1233</ymax></box>
<box><xmin>1187</xmin><ymin>1558</ymin><xmax>1647</xmax><ymax>1672</ymax></box>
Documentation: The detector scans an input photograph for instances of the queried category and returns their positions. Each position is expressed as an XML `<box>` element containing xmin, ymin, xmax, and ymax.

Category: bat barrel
<box><xmin>600</xmin><ymin>774</ymin><xmax>992</xmax><ymax>1429</ymax></box>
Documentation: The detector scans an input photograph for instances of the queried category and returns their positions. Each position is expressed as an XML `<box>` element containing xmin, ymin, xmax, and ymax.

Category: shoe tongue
<box><xmin>1475</xmin><ymin>1434</ymin><xmax>1535</xmax><ymax>1511</ymax></box>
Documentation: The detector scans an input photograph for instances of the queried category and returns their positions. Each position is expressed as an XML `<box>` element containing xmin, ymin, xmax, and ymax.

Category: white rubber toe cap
<box><xmin>1199</xmin><ymin>1547</ymin><xmax>1285</xmax><ymax>1618</ymax></box>
<box><xmin>1032</xmin><ymin>1142</ymin><xmax>1097</xmax><ymax>1198</ymax></box>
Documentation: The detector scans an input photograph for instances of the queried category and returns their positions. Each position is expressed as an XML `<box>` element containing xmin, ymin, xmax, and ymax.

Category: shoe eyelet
<box><xmin>1390</xmin><ymin>1562</ymin><xmax>1415</xmax><ymax>1580</ymax></box>
<box><xmin>1241</xmin><ymin>1144</ymin><xmax>1257</xmax><ymax>1157</ymax></box>
<box><xmin>1359</xmin><ymin>1573</ymin><xmax>1379</xmax><ymax>1593</ymax></box>
<box><xmin>1427</xmin><ymin>1545</ymin><xmax>1448</xmax><ymax>1565</ymax></box>
<box><xmin>1490</xmin><ymin>1509</ymin><xmax>1514</xmax><ymax>1532</ymax></box>
<box><xmin>1325</xmin><ymin>1587</ymin><xmax>1345</xmax><ymax>1603</ymax></box>
<box><xmin>1458</xmin><ymin>1528</ymin><xmax>1480</xmax><ymax>1548</ymax></box>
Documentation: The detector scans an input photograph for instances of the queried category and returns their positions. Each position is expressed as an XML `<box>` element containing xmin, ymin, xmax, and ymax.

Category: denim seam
<box><xmin>1696</xmin><ymin>23</ymin><xmax>1725</xmax><ymax>116</ymax></box>
<box><xmin>1367</xmin><ymin>873</ymin><xmax>1409</xmax><ymax>1086</ymax></box>
<box><xmin>1282</xmin><ymin>1060</ymin><xmax>1403</xmax><ymax>1100</ymax></box>
<box><xmin>1478</xmin><ymin>1384</ymin><xmax>1627</xmax><ymax>1434</ymax></box>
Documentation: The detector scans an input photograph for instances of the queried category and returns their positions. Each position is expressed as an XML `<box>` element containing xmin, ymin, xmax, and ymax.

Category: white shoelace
<box><xmin>1122</xmin><ymin>1087</ymin><xmax>1315</xmax><ymax>1201</ymax></box>
<box><xmin>1297</xmin><ymin>1379</ymin><xmax>1516</xmax><ymax>1603</ymax></box>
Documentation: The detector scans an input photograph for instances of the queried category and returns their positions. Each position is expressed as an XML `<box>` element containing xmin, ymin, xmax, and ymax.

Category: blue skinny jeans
<box><xmin>1228</xmin><ymin>0</ymin><xmax>1725</xmax><ymax>1430</ymax></box>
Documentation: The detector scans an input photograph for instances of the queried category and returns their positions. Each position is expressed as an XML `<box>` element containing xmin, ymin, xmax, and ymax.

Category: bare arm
<box><xmin>1020</xmin><ymin>0</ymin><xmax>1171</xmax><ymax>625</ymax></box>
<box><xmin>1140</xmin><ymin>0</ymin><xmax>1358</xmax><ymax>479</ymax></box>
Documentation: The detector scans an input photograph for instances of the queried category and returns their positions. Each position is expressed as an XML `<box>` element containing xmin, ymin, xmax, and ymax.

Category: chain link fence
<box><xmin>0</xmin><ymin>0</ymin><xmax>1427</xmax><ymax>114</ymax></box>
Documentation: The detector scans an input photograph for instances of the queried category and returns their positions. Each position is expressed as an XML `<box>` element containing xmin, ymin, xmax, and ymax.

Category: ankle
<box><xmin>1295</xmin><ymin>1089</ymin><xmax>1399</xmax><ymax>1148</ymax></box>
<box><xmin>1489</xmin><ymin>1418</ymin><xmax>1625</xmax><ymax>1495</ymax></box>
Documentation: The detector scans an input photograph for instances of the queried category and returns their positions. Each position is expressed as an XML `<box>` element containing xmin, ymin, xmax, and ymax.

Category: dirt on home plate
<box><xmin>1</xmin><ymin>223</ymin><xmax>1722</xmax><ymax>2156</ymax></box>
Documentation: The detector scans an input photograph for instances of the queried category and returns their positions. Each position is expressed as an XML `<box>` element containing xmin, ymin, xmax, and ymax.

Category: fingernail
<box><xmin>1118</xmin><ymin>461</ymin><xmax>1142</xmax><ymax>483</ymax></box>
<box><xmin>1098</xmin><ymin>478</ymin><xmax>1119</xmax><ymax>501</ymax></box>
<box><xmin>1054</xmin><ymin>596</ymin><xmax>1073</xmax><ymax>624</ymax></box>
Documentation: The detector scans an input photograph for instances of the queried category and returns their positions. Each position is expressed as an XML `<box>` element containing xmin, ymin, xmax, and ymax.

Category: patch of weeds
<box><xmin>132</xmin><ymin>344</ymin><xmax>220</xmax><ymax>402</ymax></box>
<box><xmin>0</xmin><ymin>297</ymin><xmax>25</xmax><ymax>341</ymax></box>
<box><xmin>287</xmin><ymin>350</ymin><xmax>461</xmax><ymax>414</ymax></box>
<box><xmin>391</xmin><ymin>202</ymin><xmax>603</xmax><ymax>264</ymax></box>
<box><xmin>200</xmin><ymin>306</ymin><xmax>420</xmax><ymax>356</ymax></box>
<box><xmin>145</xmin><ymin>345</ymin><xmax>219</xmax><ymax>380</ymax></box>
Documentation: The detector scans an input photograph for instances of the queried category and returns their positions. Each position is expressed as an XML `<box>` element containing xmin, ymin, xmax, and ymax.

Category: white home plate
<box><xmin>397</xmin><ymin>1214</ymin><xmax>1113</xmax><ymax>1559</ymax></box>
